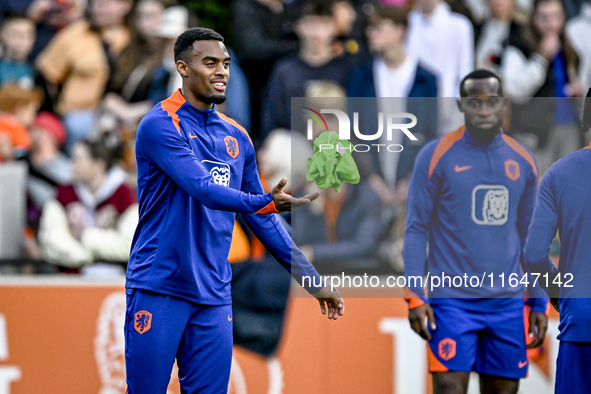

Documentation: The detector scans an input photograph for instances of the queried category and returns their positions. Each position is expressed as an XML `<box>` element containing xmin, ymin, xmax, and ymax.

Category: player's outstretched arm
<box><xmin>311</xmin><ymin>286</ymin><xmax>345</xmax><ymax>320</ymax></box>
<box><xmin>271</xmin><ymin>177</ymin><xmax>319</xmax><ymax>212</ymax></box>
<box><xmin>408</xmin><ymin>303</ymin><xmax>436</xmax><ymax>341</ymax></box>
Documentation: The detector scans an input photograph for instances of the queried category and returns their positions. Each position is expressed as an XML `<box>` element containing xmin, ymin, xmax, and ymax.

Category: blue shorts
<box><xmin>427</xmin><ymin>301</ymin><xmax>527</xmax><ymax>379</ymax></box>
<box><xmin>125</xmin><ymin>289</ymin><xmax>233</xmax><ymax>394</ymax></box>
<box><xmin>555</xmin><ymin>341</ymin><xmax>591</xmax><ymax>394</ymax></box>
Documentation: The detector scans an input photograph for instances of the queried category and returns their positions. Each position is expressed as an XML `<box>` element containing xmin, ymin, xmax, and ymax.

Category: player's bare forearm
<box><xmin>312</xmin><ymin>286</ymin><xmax>345</xmax><ymax>320</ymax></box>
<box><xmin>271</xmin><ymin>177</ymin><xmax>319</xmax><ymax>212</ymax></box>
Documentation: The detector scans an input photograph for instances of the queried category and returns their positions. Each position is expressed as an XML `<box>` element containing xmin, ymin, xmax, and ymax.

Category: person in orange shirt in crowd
<box><xmin>0</xmin><ymin>83</ymin><xmax>42</xmax><ymax>161</ymax></box>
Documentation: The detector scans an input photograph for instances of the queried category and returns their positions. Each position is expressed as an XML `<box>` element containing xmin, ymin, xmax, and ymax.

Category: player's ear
<box><xmin>456</xmin><ymin>98</ymin><xmax>464</xmax><ymax>113</ymax></box>
<box><xmin>177</xmin><ymin>60</ymin><xmax>189</xmax><ymax>78</ymax></box>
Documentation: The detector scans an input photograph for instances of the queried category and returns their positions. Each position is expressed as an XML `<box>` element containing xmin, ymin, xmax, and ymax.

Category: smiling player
<box><xmin>125</xmin><ymin>28</ymin><xmax>344</xmax><ymax>394</ymax></box>
<box><xmin>404</xmin><ymin>69</ymin><xmax>548</xmax><ymax>394</ymax></box>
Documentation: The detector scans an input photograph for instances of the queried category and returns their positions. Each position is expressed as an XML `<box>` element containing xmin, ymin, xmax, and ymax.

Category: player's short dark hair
<box><xmin>369</xmin><ymin>6</ymin><xmax>409</xmax><ymax>28</ymax></box>
<box><xmin>298</xmin><ymin>0</ymin><xmax>334</xmax><ymax>19</ymax></box>
<box><xmin>174</xmin><ymin>27</ymin><xmax>224</xmax><ymax>63</ymax></box>
<box><xmin>460</xmin><ymin>69</ymin><xmax>503</xmax><ymax>97</ymax></box>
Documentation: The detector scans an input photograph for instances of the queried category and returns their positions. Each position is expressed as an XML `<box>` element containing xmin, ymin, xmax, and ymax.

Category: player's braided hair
<box><xmin>174</xmin><ymin>27</ymin><xmax>224</xmax><ymax>63</ymax></box>
<box><xmin>583</xmin><ymin>88</ymin><xmax>591</xmax><ymax>134</ymax></box>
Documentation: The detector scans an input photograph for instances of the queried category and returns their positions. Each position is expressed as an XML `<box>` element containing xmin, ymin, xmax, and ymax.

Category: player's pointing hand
<box><xmin>312</xmin><ymin>286</ymin><xmax>345</xmax><ymax>320</ymax></box>
<box><xmin>271</xmin><ymin>177</ymin><xmax>320</xmax><ymax>212</ymax></box>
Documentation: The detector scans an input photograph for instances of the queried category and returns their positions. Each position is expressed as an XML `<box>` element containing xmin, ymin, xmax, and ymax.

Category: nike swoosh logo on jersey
<box><xmin>228</xmin><ymin>315</ymin><xmax>233</xmax><ymax>321</ymax></box>
<box><xmin>518</xmin><ymin>360</ymin><xmax>528</xmax><ymax>368</ymax></box>
<box><xmin>455</xmin><ymin>165</ymin><xmax>472</xmax><ymax>172</ymax></box>
<box><xmin>190</xmin><ymin>134</ymin><xmax>198</xmax><ymax>138</ymax></box>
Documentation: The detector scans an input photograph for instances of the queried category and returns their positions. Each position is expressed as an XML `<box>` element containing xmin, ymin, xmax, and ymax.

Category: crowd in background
<box><xmin>0</xmin><ymin>0</ymin><xmax>588</xmax><ymax>278</ymax></box>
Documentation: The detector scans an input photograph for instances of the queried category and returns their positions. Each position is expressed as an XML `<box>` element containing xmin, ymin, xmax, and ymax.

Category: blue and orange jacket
<box><xmin>404</xmin><ymin>126</ymin><xmax>548</xmax><ymax>312</ymax></box>
<box><xmin>525</xmin><ymin>143</ymin><xmax>591</xmax><ymax>341</ymax></box>
<box><xmin>126</xmin><ymin>89</ymin><xmax>322</xmax><ymax>305</ymax></box>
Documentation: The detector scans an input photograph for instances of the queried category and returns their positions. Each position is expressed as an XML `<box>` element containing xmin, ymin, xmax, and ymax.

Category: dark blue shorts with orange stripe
<box><xmin>427</xmin><ymin>300</ymin><xmax>528</xmax><ymax>379</ymax></box>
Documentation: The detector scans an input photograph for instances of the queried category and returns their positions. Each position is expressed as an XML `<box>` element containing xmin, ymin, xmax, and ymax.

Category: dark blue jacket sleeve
<box><xmin>403</xmin><ymin>143</ymin><xmax>438</xmax><ymax>306</ymax></box>
<box><xmin>136</xmin><ymin>113</ymin><xmax>274</xmax><ymax>214</ymax></box>
<box><xmin>517</xmin><ymin>159</ymin><xmax>549</xmax><ymax>313</ymax></box>
<box><xmin>239</xmin><ymin>138</ymin><xmax>324</xmax><ymax>294</ymax></box>
<box><xmin>524</xmin><ymin>169</ymin><xmax>560</xmax><ymax>288</ymax></box>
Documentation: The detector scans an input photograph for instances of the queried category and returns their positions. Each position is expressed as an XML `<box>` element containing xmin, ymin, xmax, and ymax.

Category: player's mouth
<box><xmin>475</xmin><ymin>120</ymin><xmax>496</xmax><ymax>128</ymax></box>
<box><xmin>211</xmin><ymin>80</ymin><xmax>227</xmax><ymax>91</ymax></box>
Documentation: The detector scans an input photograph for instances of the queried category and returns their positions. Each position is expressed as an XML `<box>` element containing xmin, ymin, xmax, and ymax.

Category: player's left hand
<box><xmin>527</xmin><ymin>311</ymin><xmax>548</xmax><ymax>349</ymax></box>
<box><xmin>271</xmin><ymin>177</ymin><xmax>320</xmax><ymax>212</ymax></box>
<box><xmin>312</xmin><ymin>286</ymin><xmax>345</xmax><ymax>320</ymax></box>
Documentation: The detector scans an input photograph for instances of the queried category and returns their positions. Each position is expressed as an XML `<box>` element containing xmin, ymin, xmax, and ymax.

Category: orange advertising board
<box><xmin>0</xmin><ymin>278</ymin><xmax>559</xmax><ymax>394</ymax></box>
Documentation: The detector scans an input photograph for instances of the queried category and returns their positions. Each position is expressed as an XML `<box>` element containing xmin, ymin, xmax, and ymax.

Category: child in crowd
<box><xmin>0</xmin><ymin>15</ymin><xmax>36</xmax><ymax>88</ymax></box>
<box><xmin>0</xmin><ymin>83</ymin><xmax>42</xmax><ymax>161</ymax></box>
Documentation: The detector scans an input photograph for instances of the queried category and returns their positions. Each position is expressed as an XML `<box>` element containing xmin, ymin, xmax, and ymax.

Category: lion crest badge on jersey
<box><xmin>224</xmin><ymin>136</ymin><xmax>239</xmax><ymax>159</ymax></box>
<box><xmin>471</xmin><ymin>185</ymin><xmax>509</xmax><ymax>225</ymax></box>
<box><xmin>202</xmin><ymin>160</ymin><xmax>231</xmax><ymax>187</ymax></box>
<box><xmin>504</xmin><ymin>159</ymin><xmax>520</xmax><ymax>181</ymax></box>
<box><xmin>134</xmin><ymin>310</ymin><xmax>152</xmax><ymax>334</ymax></box>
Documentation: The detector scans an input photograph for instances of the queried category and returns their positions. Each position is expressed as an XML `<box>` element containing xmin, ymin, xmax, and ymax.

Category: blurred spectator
<box><xmin>501</xmin><ymin>0</ymin><xmax>583</xmax><ymax>175</ymax></box>
<box><xmin>0</xmin><ymin>83</ymin><xmax>42</xmax><ymax>161</ymax></box>
<box><xmin>563</xmin><ymin>0</ymin><xmax>586</xmax><ymax>19</ymax></box>
<box><xmin>293</xmin><ymin>180</ymin><xmax>383</xmax><ymax>273</ymax></box>
<box><xmin>0</xmin><ymin>0</ymin><xmax>84</xmax><ymax>59</ymax></box>
<box><xmin>407</xmin><ymin>0</ymin><xmax>474</xmax><ymax>133</ymax></box>
<box><xmin>474</xmin><ymin>0</ymin><xmax>523</xmax><ymax>72</ymax></box>
<box><xmin>566</xmin><ymin>0</ymin><xmax>591</xmax><ymax>89</ymax></box>
<box><xmin>232</xmin><ymin>0</ymin><xmax>299</xmax><ymax>142</ymax></box>
<box><xmin>38</xmin><ymin>135</ymin><xmax>138</xmax><ymax>273</ymax></box>
<box><xmin>261</xmin><ymin>0</ymin><xmax>354</xmax><ymax>139</ymax></box>
<box><xmin>332</xmin><ymin>0</ymin><xmax>367</xmax><ymax>62</ymax></box>
<box><xmin>102</xmin><ymin>0</ymin><xmax>169</xmax><ymax>131</ymax></box>
<box><xmin>26</xmin><ymin>112</ymin><xmax>71</xmax><ymax>231</ymax></box>
<box><xmin>348</xmin><ymin>6</ymin><xmax>438</xmax><ymax>204</ymax></box>
<box><xmin>0</xmin><ymin>14</ymin><xmax>36</xmax><ymax>88</ymax></box>
<box><xmin>258</xmin><ymin>128</ymin><xmax>311</xmax><ymax>193</ymax></box>
<box><xmin>36</xmin><ymin>0</ymin><xmax>133</xmax><ymax>154</ymax></box>
<box><xmin>148</xmin><ymin>5</ymin><xmax>189</xmax><ymax>103</ymax></box>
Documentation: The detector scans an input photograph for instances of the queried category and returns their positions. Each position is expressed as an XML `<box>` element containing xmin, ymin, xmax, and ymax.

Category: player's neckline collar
<box><xmin>463</xmin><ymin>128</ymin><xmax>504</xmax><ymax>150</ymax></box>
<box><xmin>174</xmin><ymin>89</ymin><xmax>217</xmax><ymax>116</ymax></box>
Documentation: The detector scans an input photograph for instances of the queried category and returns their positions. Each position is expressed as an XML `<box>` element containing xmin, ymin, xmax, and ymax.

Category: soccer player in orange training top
<box><xmin>404</xmin><ymin>69</ymin><xmax>548</xmax><ymax>394</ymax></box>
<box><xmin>124</xmin><ymin>27</ymin><xmax>345</xmax><ymax>394</ymax></box>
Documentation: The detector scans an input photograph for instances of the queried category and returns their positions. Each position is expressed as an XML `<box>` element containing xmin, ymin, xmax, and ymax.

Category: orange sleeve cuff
<box><xmin>255</xmin><ymin>200</ymin><xmax>278</xmax><ymax>215</ymax></box>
